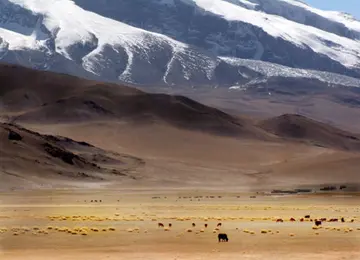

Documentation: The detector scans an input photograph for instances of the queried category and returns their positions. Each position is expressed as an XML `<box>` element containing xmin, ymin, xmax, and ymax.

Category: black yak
<box><xmin>218</xmin><ymin>233</ymin><xmax>229</xmax><ymax>242</ymax></box>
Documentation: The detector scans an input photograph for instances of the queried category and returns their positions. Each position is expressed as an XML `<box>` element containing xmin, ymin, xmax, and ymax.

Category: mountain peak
<box><xmin>0</xmin><ymin>0</ymin><xmax>359</xmax><ymax>88</ymax></box>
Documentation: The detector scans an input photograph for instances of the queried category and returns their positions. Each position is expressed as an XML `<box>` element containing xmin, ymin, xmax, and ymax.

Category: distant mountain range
<box><xmin>0</xmin><ymin>0</ymin><xmax>360</xmax><ymax>89</ymax></box>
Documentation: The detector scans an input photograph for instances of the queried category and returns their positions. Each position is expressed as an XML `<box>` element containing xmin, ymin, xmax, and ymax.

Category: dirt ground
<box><xmin>0</xmin><ymin>190</ymin><xmax>359</xmax><ymax>260</ymax></box>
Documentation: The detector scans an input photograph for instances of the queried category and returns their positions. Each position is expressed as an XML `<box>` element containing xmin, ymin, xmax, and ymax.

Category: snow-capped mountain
<box><xmin>0</xmin><ymin>0</ymin><xmax>360</xmax><ymax>88</ymax></box>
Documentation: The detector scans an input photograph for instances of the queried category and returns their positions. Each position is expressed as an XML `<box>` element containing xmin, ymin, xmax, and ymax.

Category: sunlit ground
<box><xmin>0</xmin><ymin>190</ymin><xmax>359</xmax><ymax>260</ymax></box>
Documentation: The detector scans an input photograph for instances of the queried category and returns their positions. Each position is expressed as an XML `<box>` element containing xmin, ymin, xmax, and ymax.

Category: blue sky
<box><xmin>305</xmin><ymin>0</ymin><xmax>360</xmax><ymax>19</ymax></box>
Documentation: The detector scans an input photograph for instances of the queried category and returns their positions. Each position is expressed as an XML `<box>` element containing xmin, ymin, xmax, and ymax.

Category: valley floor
<box><xmin>14</xmin><ymin>122</ymin><xmax>360</xmax><ymax>191</ymax></box>
<box><xmin>0</xmin><ymin>190</ymin><xmax>359</xmax><ymax>260</ymax></box>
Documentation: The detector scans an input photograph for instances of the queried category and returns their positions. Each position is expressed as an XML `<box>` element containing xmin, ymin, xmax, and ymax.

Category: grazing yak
<box><xmin>204</xmin><ymin>224</ymin><xmax>208</xmax><ymax>228</ymax></box>
<box><xmin>218</xmin><ymin>233</ymin><xmax>229</xmax><ymax>242</ymax></box>
<box><xmin>192</xmin><ymin>223</ymin><xmax>196</xmax><ymax>227</ymax></box>
<box><xmin>158</xmin><ymin>223</ymin><xmax>164</xmax><ymax>228</ymax></box>
<box><xmin>217</xmin><ymin>223</ymin><xmax>222</xmax><ymax>227</ymax></box>
<box><xmin>315</xmin><ymin>220</ymin><xmax>322</xmax><ymax>226</ymax></box>
<box><xmin>276</xmin><ymin>219</ymin><xmax>284</xmax><ymax>223</ymax></box>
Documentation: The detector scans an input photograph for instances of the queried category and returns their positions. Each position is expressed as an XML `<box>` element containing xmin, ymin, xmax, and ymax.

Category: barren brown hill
<box><xmin>0</xmin><ymin>64</ymin><xmax>269</xmax><ymax>138</ymax></box>
<box><xmin>2</xmin><ymin>64</ymin><xmax>360</xmax><ymax>151</ymax></box>
<box><xmin>154</xmin><ymin>79</ymin><xmax>360</xmax><ymax>134</ymax></box>
<box><xmin>259</xmin><ymin>114</ymin><xmax>360</xmax><ymax>151</ymax></box>
<box><xmin>0</xmin><ymin>122</ymin><xmax>142</xmax><ymax>189</ymax></box>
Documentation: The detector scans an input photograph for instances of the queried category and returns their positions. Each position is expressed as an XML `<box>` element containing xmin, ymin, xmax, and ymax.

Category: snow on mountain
<box><xmin>221</xmin><ymin>57</ymin><xmax>360</xmax><ymax>87</ymax></box>
<box><xmin>277</xmin><ymin>0</ymin><xmax>360</xmax><ymax>33</ymax></box>
<box><xmin>0</xmin><ymin>0</ymin><xmax>360</xmax><ymax>89</ymax></box>
<box><xmin>235</xmin><ymin>0</ymin><xmax>258</xmax><ymax>9</ymax></box>
<box><xmin>7</xmin><ymin>0</ymin><xmax>183</xmax><ymax>57</ymax></box>
<box><xmin>190</xmin><ymin>0</ymin><xmax>360</xmax><ymax>68</ymax></box>
<box><xmin>230</xmin><ymin>0</ymin><xmax>360</xmax><ymax>40</ymax></box>
<box><xmin>0</xmin><ymin>0</ymin><xmax>219</xmax><ymax>85</ymax></box>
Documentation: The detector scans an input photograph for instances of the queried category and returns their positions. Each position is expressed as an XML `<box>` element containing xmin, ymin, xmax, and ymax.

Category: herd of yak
<box><xmin>157</xmin><ymin>215</ymin><xmax>353</xmax><ymax>243</ymax></box>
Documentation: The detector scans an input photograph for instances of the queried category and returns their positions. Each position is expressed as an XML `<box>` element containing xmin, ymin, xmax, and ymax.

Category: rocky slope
<box><xmin>0</xmin><ymin>122</ymin><xmax>144</xmax><ymax>189</ymax></box>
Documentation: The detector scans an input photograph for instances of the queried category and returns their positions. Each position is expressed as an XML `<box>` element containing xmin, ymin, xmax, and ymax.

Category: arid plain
<box><xmin>0</xmin><ymin>190</ymin><xmax>360</xmax><ymax>260</ymax></box>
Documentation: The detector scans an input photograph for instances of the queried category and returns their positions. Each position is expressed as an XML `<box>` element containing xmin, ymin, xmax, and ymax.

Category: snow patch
<box><xmin>118</xmin><ymin>46</ymin><xmax>135</xmax><ymax>82</ymax></box>
<box><xmin>221</xmin><ymin>56</ymin><xmax>360</xmax><ymax>87</ymax></box>
<box><xmin>224</xmin><ymin>0</ymin><xmax>258</xmax><ymax>9</ymax></box>
<box><xmin>163</xmin><ymin>47</ymin><xmax>177</xmax><ymax>84</ymax></box>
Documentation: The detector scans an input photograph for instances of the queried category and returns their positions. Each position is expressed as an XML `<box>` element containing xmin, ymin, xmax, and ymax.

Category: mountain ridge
<box><xmin>0</xmin><ymin>63</ymin><xmax>270</xmax><ymax>139</ymax></box>
<box><xmin>2</xmin><ymin>63</ymin><xmax>360</xmax><ymax>152</ymax></box>
<box><xmin>259</xmin><ymin>113</ymin><xmax>360</xmax><ymax>151</ymax></box>
<box><xmin>0</xmin><ymin>0</ymin><xmax>360</xmax><ymax>89</ymax></box>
